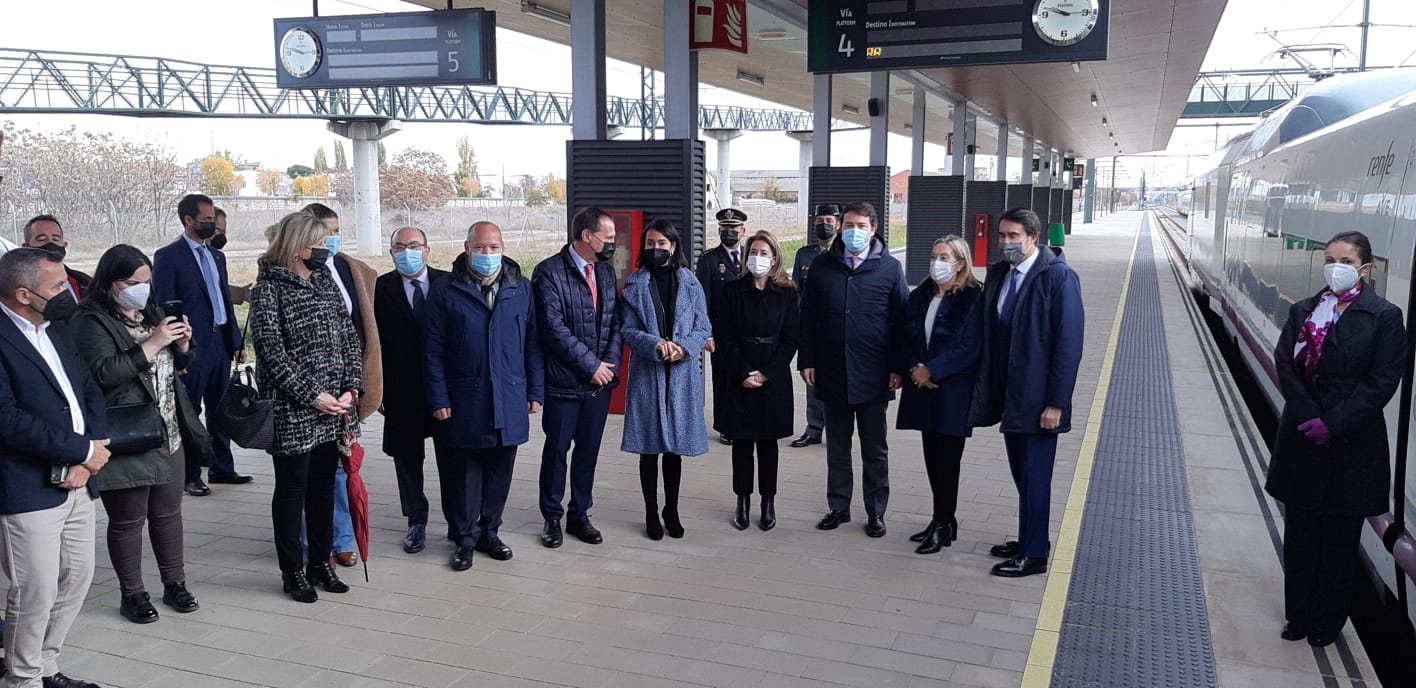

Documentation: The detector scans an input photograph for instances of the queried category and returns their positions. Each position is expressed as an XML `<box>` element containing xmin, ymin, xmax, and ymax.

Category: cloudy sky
<box><xmin>2</xmin><ymin>0</ymin><xmax>1413</xmax><ymax>186</ymax></box>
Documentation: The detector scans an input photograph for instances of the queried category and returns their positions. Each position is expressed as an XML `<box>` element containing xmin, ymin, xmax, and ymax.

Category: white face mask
<box><xmin>930</xmin><ymin>259</ymin><xmax>956</xmax><ymax>285</ymax></box>
<box><xmin>746</xmin><ymin>255</ymin><xmax>772</xmax><ymax>277</ymax></box>
<box><xmin>116</xmin><ymin>282</ymin><xmax>150</xmax><ymax>310</ymax></box>
<box><xmin>1324</xmin><ymin>263</ymin><xmax>1364</xmax><ymax>293</ymax></box>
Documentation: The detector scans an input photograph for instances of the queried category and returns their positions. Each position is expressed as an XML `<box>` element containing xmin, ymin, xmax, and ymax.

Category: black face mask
<box><xmin>303</xmin><ymin>247</ymin><xmax>331</xmax><ymax>271</ymax></box>
<box><xmin>37</xmin><ymin>242</ymin><xmax>67</xmax><ymax>260</ymax></box>
<box><xmin>648</xmin><ymin>248</ymin><xmax>674</xmax><ymax>271</ymax></box>
<box><xmin>719</xmin><ymin>229</ymin><xmax>740</xmax><ymax>247</ymax></box>
<box><xmin>33</xmin><ymin>288</ymin><xmax>77</xmax><ymax>322</ymax></box>
<box><xmin>813</xmin><ymin>222</ymin><xmax>836</xmax><ymax>243</ymax></box>
<box><xmin>591</xmin><ymin>238</ymin><xmax>616</xmax><ymax>263</ymax></box>
<box><xmin>196</xmin><ymin>221</ymin><xmax>218</xmax><ymax>240</ymax></box>
<box><xmin>208</xmin><ymin>234</ymin><xmax>228</xmax><ymax>251</ymax></box>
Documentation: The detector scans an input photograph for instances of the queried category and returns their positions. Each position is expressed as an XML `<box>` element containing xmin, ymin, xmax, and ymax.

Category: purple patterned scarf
<box><xmin>1294</xmin><ymin>285</ymin><xmax>1362</xmax><ymax>378</ymax></box>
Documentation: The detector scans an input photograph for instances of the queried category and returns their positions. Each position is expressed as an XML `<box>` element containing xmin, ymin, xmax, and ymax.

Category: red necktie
<box><xmin>585</xmin><ymin>263</ymin><xmax>598</xmax><ymax>311</ymax></box>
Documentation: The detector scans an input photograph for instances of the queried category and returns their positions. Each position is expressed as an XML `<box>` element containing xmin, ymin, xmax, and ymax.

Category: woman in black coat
<box><xmin>714</xmin><ymin>231</ymin><xmax>799</xmax><ymax>531</ymax></box>
<box><xmin>1265</xmin><ymin>230</ymin><xmax>1405</xmax><ymax>648</ymax></box>
<box><xmin>896</xmin><ymin>235</ymin><xmax>984</xmax><ymax>554</ymax></box>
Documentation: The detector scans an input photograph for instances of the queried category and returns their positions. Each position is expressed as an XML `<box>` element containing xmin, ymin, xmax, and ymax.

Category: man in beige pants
<box><xmin>0</xmin><ymin>248</ymin><xmax>109</xmax><ymax>688</ymax></box>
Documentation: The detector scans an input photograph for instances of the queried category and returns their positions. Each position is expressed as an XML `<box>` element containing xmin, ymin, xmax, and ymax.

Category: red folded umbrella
<box><xmin>339</xmin><ymin>414</ymin><xmax>371</xmax><ymax>581</ymax></box>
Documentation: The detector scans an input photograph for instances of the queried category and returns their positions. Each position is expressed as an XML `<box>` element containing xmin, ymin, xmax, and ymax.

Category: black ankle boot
<box><xmin>646</xmin><ymin>509</ymin><xmax>665</xmax><ymax>540</ymax></box>
<box><xmin>916</xmin><ymin>522</ymin><xmax>946</xmax><ymax>555</ymax></box>
<box><xmin>282</xmin><ymin>570</ymin><xmax>318</xmax><ymax>603</ymax></box>
<box><xmin>306</xmin><ymin>561</ymin><xmax>350</xmax><ymax>593</ymax></box>
<box><xmin>909</xmin><ymin>518</ymin><xmax>938</xmax><ymax>543</ymax></box>
<box><xmin>759</xmin><ymin>497</ymin><xmax>776</xmax><ymax>531</ymax></box>
<box><xmin>942</xmin><ymin>516</ymin><xmax>957</xmax><ymax>547</ymax></box>
<box><xmin>733</xmin><ymin>495</ymin><xmax>750</xmax><ymax>531</ymax></box>
<box><xmin>120</xmin><ymin>591</ymin><xmax>159</xmax><ymax>624</ymax></box>
<box><xmin>663</xmin><ymin>506</ymin><xmax>684</xmax><ymax>539</ymax></box>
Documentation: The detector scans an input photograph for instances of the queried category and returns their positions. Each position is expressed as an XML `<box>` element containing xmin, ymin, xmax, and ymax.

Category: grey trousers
<box><xmin>0</xmin><ymin>489</ymin><xmax>97</xmax><ymax>687</ymax></box>
<box><xmin>823</xmin><ymin>401</ymin><xmax>890</xmax><ymax>517</ymax></box>
<box><xmin>99</xmin><ymin>444</ymin><xmax>187</xmax><ymax>595</ymax></box>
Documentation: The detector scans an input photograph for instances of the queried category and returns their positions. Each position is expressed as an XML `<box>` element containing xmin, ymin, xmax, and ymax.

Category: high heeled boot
<box><xmin>733</xmin><ymin>495</ymin><xmax>751</xmax><ymax>530</ymax></box>
<box><xmin>759</xmin><ymin>496</ymin><xmax>776</xmax><ymax>531</ymax></box>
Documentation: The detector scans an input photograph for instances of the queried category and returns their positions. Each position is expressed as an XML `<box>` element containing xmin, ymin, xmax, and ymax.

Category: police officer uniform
<box><xmin>791</xmin><ymin>203</ymin><xmax>840</xmax><ymax>447</ymax></box>
<box><xmin>698</xmin><ymin>208</ymin><xmax>748</xmax><ymax>445</ymax></box>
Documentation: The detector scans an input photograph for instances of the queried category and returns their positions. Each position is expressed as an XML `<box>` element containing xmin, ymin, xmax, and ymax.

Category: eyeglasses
<box><xmin>393</xmin><ymin>242</ymin><xmax>428</xmax><ymax>251</ymax></box>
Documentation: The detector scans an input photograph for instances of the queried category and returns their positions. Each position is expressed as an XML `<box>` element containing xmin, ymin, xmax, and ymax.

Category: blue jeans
<box><xmin>301</xmin><ymin>463</ymin><xmax>355</xmax><ymax>555</ymax></box>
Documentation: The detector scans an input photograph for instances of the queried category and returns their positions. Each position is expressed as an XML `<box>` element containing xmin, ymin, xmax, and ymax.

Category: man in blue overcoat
<box><xmin>425</xmin><ymin>222</ymin><xmax>544</xmax><ymax>572</ymax></box>
<box><xmin>970</xmin><ymin>207</ymin><xmax>1084</xmax><ymax>578</ymax></box>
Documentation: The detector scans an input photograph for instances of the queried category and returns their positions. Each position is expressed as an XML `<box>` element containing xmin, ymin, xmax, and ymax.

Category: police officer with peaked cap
<box><xmin>698</xmin><ymin>207</ymin><xmax>749</xmax><ymax>445</ymax></box>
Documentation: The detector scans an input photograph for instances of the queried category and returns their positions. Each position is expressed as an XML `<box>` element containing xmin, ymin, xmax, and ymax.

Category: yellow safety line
<box><xmin>1019</xmin><ymin>221</ymin><xmax>1143</xmax><ymax>688</ymax></box>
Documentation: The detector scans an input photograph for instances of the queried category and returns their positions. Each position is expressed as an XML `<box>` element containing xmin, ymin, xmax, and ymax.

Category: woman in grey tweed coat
<box><xmin>249</xmin><ymin>210</ymin><xmax>363</xmax><ymax>603</ymax></box>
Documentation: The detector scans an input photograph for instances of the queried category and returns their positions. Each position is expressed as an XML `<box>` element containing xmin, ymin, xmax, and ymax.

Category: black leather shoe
<box><xmin>450</xmin><ymin>546</ymin><xmax>475</xmax><ymax>571</ymax></box>
<box><xmin>1307</xmin><ymin>631</ymin><xmax>1337</xmax><ymax>647</ymax></box>
<box><xmin>477</xmin><ymin>536</ymin><xmax>514</xmax><ymax>561</ymax></box>
<box><xmin>909</xmin><ymin>519</ymin><xmax>937</xmax><ymax>543</ymax></box>
<box><xmin>566</xmin><ymin>519</ymin><xmax>604</xmax><ymax>545</ymax></box>
<box><xmin>120</xmin><ymin>591</ymin><xmax>159</xmax><ymax>624</ymax></box>
<box><xmin>42</xmin><ymin>673</ymin><xmax>100</xmax><ymax>688</ymax></box>
<box><xmin>990</xmin><ymin>555</ymin><xmax>1048</xmax><ymax>578</ymax></box>
<box><xmin>208</xmin><ymin>472</ymin><xmax>254</xmax><ymax>485</ymax></box>
<box><xmin>184</xmin><ymin>478</ymin><xmax>210</xmax><ymax>497</ymax></box>
<box><xmin>865</xmin><ymin>514</ymin><xmax>887</xmax><ymax>538</ymax></box>
<box><xmin>915</xmin><ymin>523</ymin><xmax>946</xmax><ymax>555</ymax></box>
<box><xmin>790</xmin><ymin>434</ymin><xmax>821</xmax><ymax>448</ymax></box>
<box><xmin>161</xmin><ymin>582</ymin><xmax>199</xmax><ymax>613</ymax></box>
<box><xmin>989</xmin><ymin>540</ymin><xmax>1021</xmax><ymax>559</ymax></box>
<box><xmin>646</xmin><ymin>510</ymin><xmax>664</xmax><ymax>540</ymax></box>
<box><xmin>662</xmin><ymin>507</ymin><xmax>684</xmax><ymax>539</ymax></box>
<box><xmin>759</xmin><ymin>497</ymin><xmax>776</xmax><ymax>531</ymax></box>
<box><xmin>732</xmin><ymin>495</ymin><xmax>750</xmax><ymax>531</ymax></box>
<box><xmin>307</xmin><ymin>562</ymin><xmax>350</xmax><ymax>593</ymax></box>
<box><xmin>282</xmin><ymin>571</ymin><xmax>318</xmax><ymax>603</ymax></box>
<box><xmin>719</xmin><ymin>435</ymin><xmax>734</xmax><ymax>445</ymax></box>
<box><xmin>540</xmin><ymin>519</ymin><xmax>564</xmax><ymax>548</ymax></box>
<box><xmin>403</xmin><ymin>524</ymin><xmax>427</xmax><ymax>554</ymax></box>
<box><xmin>1280</xmin><ymin>623</ymin><xmax>1307</xmax><ymax>642</ymax></box>
<box><xmin>816</xmin><ymin>510</ymin><xmax>851</xmax><ymax>530</ymax></box>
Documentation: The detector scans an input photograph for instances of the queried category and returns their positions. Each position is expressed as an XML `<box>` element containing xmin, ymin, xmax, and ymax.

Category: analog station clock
<box><xmin>279</xmin><ymin>27</ymin><xmax>322</xmax><ymax>79</ymax></box>
<box><xmin>1032</xmin><ymin>0</ymin><xmax>1099</xmax><ymax>47</ymax></box>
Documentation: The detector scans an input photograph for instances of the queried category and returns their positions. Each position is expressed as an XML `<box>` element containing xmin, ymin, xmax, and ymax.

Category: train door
<box><xmin>1213</xmin><ymin>164</ymin><xmax>1231</xmax><ymax>282</ymax></box>
<box><xmin>1387</xmin><ymin>137</ymin><xmax>1416</xmax><ymax>620</ymax></box>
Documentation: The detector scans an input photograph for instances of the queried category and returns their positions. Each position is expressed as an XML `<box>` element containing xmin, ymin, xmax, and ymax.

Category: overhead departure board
<box><xmin>273</xmin><ymin>9</ymin><xmax>497</xmax><ymax>89</ymax></box>
<box><xmin>808</xmin><ymin>0</ymin><xmax>1109</xmax><ymax>74</ymax></box>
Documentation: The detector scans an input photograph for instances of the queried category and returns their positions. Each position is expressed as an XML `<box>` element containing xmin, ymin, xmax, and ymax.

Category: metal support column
<box><xmin>1022</xmin><ymin>135</ymin><xmax>1035</xmax><ymax>185</ymax></box>
<box><xmin>813</xmin><ymin>74</ymin><xmax>832</xmax><ymax>165</ymax></box>
<box><xmin>663</xmin><ymin>0</ymin><xmax>698</xmax><ymax>140</ymax></box>
<box><xmin>1084</xmin><ymin>157</ymin><xmax>1096</xmax><ymax>223</ymax></box>
<box><xmin>868</xmin><ymin>71</ymin><xmax>889</xmax><ymax>166</ymax></box>
<box><xmin>996</xmin><ymin>121</ymin><xmax>1009</xmax><ymax>182</ymax></box>
<box><xmin>950</xmin><ymin>101</ymin><xmax>967</xmax><ymax>176</ymax></box>
<box><xmin>571</xmin><ymin>0</ymin><xmax>607</xmax><ymax>141</ymax></box>
<box><xmin>787</xmin><ymin>131</ymin><xmax>813</xmax><ymax>229</ymax></box>
<box><xmin>964</xmin><ymin>114</ymin><xmax>977</xmax><ymax>181</ymax></box>
<box><xmin>911</xmin><ymin>86</ymin><xmax>926</xmax><ymax>175</ymax></box>
<box><xmin>328</xmin><ymin>119</ymin><xmax>400</xmax><ymax>257</ymax></box>
<box><xmin>703</xmin><ymin>129</ymin><xmax>743</xmax><ymax>211</ymax></box>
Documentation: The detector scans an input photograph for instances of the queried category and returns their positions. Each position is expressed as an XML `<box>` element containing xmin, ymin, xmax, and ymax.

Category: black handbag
<box><xmin>105</xmin><ymin>401</ymin><xmax>165</xmax><ymax>455</ymax></box>
<box><xmin>212</xmin><ymin>308</ymin><xmax>275</xmax><ymax>450</ymax></box>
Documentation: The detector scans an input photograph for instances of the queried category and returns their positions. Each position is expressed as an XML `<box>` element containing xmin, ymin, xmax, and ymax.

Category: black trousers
<box><xmin>182</xmin><ymin>333</ymin><xmax>237</xmax><ymax>481</ymax></box>
<box><xmin>640</xmin><ymin>453</ymin><xmax>682</xmax><ymax>511</ymax></box>
<box><xmin>920</xmin><ymin>433</ymin><xmax>966</xmax><ymax>524</ymax></box>
<box><xmin>442</xmin><ymin>445</ymin><xmax>517</xmax><ymax>548</ymax></box>
<box><xmin>390</xmin><ymin>434</ymin><xmax>444</xmax><ymax>528</ymax></box>
<box><xmin>823</xmin><ymin>401</ymin><xmax>890</xmax><ymax>516</ymax></box>
<box><xmin>731</xmin><ymin>439</ymin><xmax>779</xmax><ymax>498</ymax></box>
<box><xmin>539</xmin><ymin>393</ymin><xmax>612</xmax><ymax>525</ymax></box>
<box><xmin>271</xmin><ymin>441</ymin><xmax>338</xmax><ymax>573</ymax></box>
<box><xmin>1283</xmin><ymin>505</ymin><xmax>1365</xmax><ymax>635</ymax></box>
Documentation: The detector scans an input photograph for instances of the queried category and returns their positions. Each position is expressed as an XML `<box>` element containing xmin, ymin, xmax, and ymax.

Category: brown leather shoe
<box><xmin>332</xmin><ymin>552</ymin><xmax>357</xmax><ymax>567</ymax></box>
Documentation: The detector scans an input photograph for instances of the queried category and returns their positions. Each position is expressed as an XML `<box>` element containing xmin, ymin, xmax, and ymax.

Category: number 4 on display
<box><xmin>838</xmin><ymin>34</ymin><xmax>855</xmax><ymax>57</ymax></box>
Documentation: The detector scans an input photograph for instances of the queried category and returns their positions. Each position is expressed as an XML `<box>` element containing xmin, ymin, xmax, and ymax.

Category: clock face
<box><xmin>280</xmin><ymin>28</ymin><xmax>322</xmax><ymax>79</ymax></box>
<box><xmin>1032</xmin><ymin>0</ymin><xmax>1099</xmax><ymax>47</ymax></box>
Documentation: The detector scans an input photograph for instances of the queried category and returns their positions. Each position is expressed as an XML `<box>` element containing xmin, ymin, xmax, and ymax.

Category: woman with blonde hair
<box><xmin>249</xmin><ymin>210</ymin><xmax>363</xmax><ymax>602</ymax></box>
<box><xmin>897</xmin><ymin>235</ymin><xmax>984</xmax><ymax>554</ymax></box>
<box><xmin>714</xmin><ymin>230</ymin><xmax>799</xmax><ymax>531</ymax></box>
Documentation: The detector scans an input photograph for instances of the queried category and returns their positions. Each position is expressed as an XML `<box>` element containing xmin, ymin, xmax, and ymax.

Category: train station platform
<box><xmin>28</xmin><ymin>211</ymin><xmax>1379</xmax><ymax>687</ymax></box>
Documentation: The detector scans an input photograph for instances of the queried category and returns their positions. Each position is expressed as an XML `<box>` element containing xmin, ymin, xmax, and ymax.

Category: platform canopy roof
<box><xmin>404</xmin><ymin>0</ymin><xmax>1227</xmax><ymax>159</ymax></box>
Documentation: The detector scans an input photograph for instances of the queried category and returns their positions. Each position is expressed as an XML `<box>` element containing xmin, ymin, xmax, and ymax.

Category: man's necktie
<box><xmin>482</xmin><ymin>283</ymin><xmax>495</xmax><ymax>310</ymax></box>
<box><xmin>410</xmin><ymin>279</ymin><xmax>425</xmax><ymax>320</ymax></box>
<box><xmin>585</xmin><ymin>263</ymin><xmax>598</xmax><ymax>311</ymax></box>
<box><xmin>850</xmin><ymin>256</ymin><xmax>861</xmax><ymax>271</ymax></box>
<box><xmin>1000</xmin><ymin>269</ymin><xmax>1020</xmax><ymax>322</ymax></box>
<box><xmin>196</xmin><ymin>245</ymin><xmax>227</xmax><ymax>326</ymax></box>
<box><xmin>730</xmin><ymin>250</ymin><xmax>740</xmax><ymax>275</ymax></box>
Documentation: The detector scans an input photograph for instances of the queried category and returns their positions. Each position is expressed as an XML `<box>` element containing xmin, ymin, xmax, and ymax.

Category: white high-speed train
<box><xmin>1187</xmin><ymin>69</ymin><xmax>1416</xmax><ymax>627</ymax></box>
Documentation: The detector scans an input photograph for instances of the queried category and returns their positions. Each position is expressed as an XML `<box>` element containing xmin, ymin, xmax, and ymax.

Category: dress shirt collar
<box><xmin>1014</xmin><ymin>246</ymin><xmax>1042</xmax><ymax>277</ymax></box>
<box><xmin>0</xmin><ymin>301</ymin><xmax>44</xmax><ymax>337</ymax></box>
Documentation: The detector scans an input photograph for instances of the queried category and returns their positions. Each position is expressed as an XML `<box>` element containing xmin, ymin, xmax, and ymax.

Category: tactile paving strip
<box><xmin>1052</xmin><ymin>217</ymin><xmax>1219</xmax><ymax>687</ymax></box>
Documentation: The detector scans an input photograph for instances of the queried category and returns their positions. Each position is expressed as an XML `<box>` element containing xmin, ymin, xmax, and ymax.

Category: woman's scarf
<box><xmin>1294</xmin><ymin>285</ymin><xmax>1363</xmax><ymax>378</ymax></box>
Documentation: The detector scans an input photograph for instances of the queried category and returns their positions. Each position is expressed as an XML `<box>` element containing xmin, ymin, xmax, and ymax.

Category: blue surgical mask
<box><xmin>1002</xmin><ymin>242</ymin><xmax>1026</xmax><ymax>265</ymax></box>
<box><xmin>842</xmin><ymin>228</ymin><xmax>870</xmax><ymax>253</ymax></box>
<box><xmin>470</xmin><ymin>251</ymin><xmax>502</xmax><ymax>276</ymax></box>
<box><xmin>394</xmin><ymin>249</ymin><xmax>425</xmax><ymax>277</ymax></box>
<box><xmin>325</xmin><ymin>235</ymin><xmax>342</xmax><ymax>257</ymax></box>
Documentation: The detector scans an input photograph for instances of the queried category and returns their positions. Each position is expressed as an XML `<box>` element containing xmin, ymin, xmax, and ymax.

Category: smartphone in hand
<box><xmin>161</xmin><ymin>300</ymin><xmax>184</xmax><ymax>322</ymax></box>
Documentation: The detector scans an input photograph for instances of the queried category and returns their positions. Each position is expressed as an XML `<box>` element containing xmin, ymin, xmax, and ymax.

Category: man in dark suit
<box><xmin>970</xmin><ymin>207</ymin><xmax>1084</xmax><ymax>578</ymax></box>
<box><xmin>153</xmin><ymin>194</ymin><xmax>250</xmax><ymax>496</ymax></box>
<box><xmin>790</xmin><ymin>203</ymin><xmax>840</xmax><ymax>448</ymax></box>
<box><xmin>22</xmin><ymin>214</ymin><xmax>91</xmax><ymax>299</ymax></box>
<box><xmin>697</xmin><ymin>207</ymin><xmax>748</xmax><ymax>445</ymax></box>
<box><xmin>374</xmin><ymin>226</ymin><xmax>449</xmax><ymax>555</ymax></box>
<box><xmin>0</xmin><ymin>248</ymin><xmax>110</xmax><ymax>688</ymax></box>
<box><xmin>532</xmin><ymin>207</ymin><xmax>622</xmax><ymax>549</ymax></box>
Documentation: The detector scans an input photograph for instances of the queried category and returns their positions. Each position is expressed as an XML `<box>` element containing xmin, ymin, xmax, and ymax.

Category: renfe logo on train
<box><xmin>1369</xmin><ymin>142</ymin><xmax>1396</xmax><ymax>177</ymax></box>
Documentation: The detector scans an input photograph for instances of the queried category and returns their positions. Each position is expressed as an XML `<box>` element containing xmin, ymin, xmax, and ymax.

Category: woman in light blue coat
<box><xmin>620</xmin><ymin>219</ymin><xmax>712</xmax><ymax>541</ymax></box>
